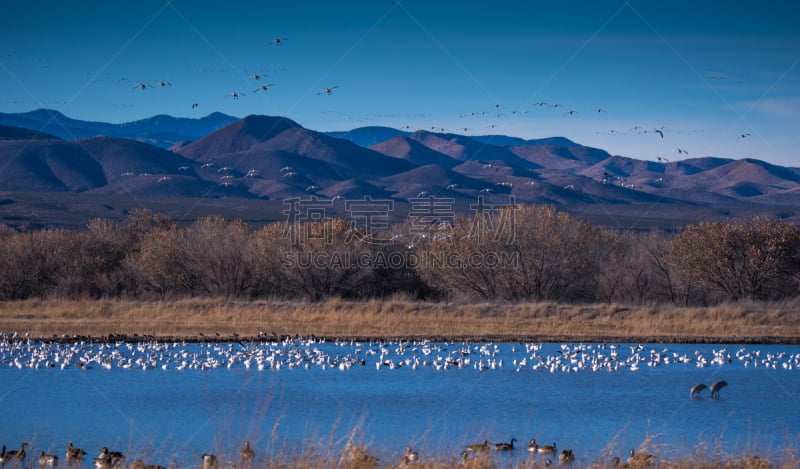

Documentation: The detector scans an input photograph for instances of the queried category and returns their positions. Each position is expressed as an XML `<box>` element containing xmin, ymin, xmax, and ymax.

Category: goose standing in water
<box><xmin>710</xmin><ymin>380</ymin><xmax>728</xmax><ymax>399</ymax></box>
<box><xmin>558</xmin><ymin>449</ymin><xmax>575</xmax><ymax>464</ymax></box>
<box><xmin>66</xmin><ymin>442</ymin><xmax>87</xmax><ymax>462</ymax></box>
<box><xmin>403</xmin><ymin>445</ymin><xmax>418</xmax><ymax>463</ymax></box>
<box><xmin>240</xmin><ymin>441</ymin><xmax>255</xmax><ymax>464</ymax></box>
<box><xmin>527</xmin><ymin>438</ymin><xmax>539</xmax><ymax>453</ymax></box>
<box><xmin>39</xmin><ymin>451</ymin><xmax>58</xmax><ymax>467</ymax></box>
<box><xmin>493</xmin><ymin>438</ymin><xmax>516</xmax><ymax>451</ymax></box>
<box><xmin>690</xmin><ymin>383</ymin><xmax>707</xmax><ymax>398</ymax></box>
<box><xmin>0</xmin><ymin>442</ymin><xmax>27</xmax><ymax>465</ymax></box>
<box><xmin>537</xmin><ymin>442</ymin><xmax>557</xmax><ymax>455</ymax></box>
<box><xmin>201</xmin><ymin>453</ymin><xmax>218</xmax><ymax>469</ymax></box>
<box><xmin>94</xmin><ymin>447</ymin><xmax>124</xmax><ymax>468</ymax></box>
<box><xmin>464</xmin><ymin>440</ymin><xmax>490</xmax><ymax>452</ymax></box>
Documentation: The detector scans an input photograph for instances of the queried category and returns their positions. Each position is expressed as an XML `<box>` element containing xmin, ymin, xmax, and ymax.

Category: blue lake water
<box><xmin>1</xmin><ymin>339</ymin><xmax>799</xmax><ymax>467</ymax></box>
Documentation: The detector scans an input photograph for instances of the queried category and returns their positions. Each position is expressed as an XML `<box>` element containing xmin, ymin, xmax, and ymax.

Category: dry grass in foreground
<box><xmin>1</xmin><ymin>298</ymin><xmax>799</xmax><ymax>343</ymax></box>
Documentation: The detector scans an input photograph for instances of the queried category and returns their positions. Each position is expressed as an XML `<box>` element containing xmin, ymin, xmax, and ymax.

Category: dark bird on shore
<box><xmin>710</xmin><ymin>380</ymin><xmax>728</xmax><ymax>399</ymax></box>
<box><xmin>690</xmin><ymin>383</ymin><xmax>707</xmax><ymax>398</ymax></box>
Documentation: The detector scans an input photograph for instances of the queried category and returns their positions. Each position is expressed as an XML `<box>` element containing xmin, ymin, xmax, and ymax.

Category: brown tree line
<box><xmin>0</xmin><ymin>208</ymin><xmax>798</xmax><ymax>304</ymax></box>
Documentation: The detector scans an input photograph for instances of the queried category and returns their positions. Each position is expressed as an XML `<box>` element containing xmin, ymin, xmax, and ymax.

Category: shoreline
<box><xmin>1</xmin><ymin>298</ymin><xmax>799</xmax><ymax>345</ymax></box>
<box><xmin>7</xmin><ymin>333</ymin><xmax>800</xmax><ymax>345</ymax></box>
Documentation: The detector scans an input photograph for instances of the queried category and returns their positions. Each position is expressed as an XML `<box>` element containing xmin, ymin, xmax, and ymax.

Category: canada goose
<box><xmin>66</xmin><ymin>442</ymin><xmax>87</xmax><ymax>461</ymax></box>
<box><xmin>240</xmin><ymin>441</ymin><xmax>255</xmax><ymax>462</ymax></box>
<box><xmin>465</xmin><ymin>440</ymin><xmax>490</xmax><ymax>452</ymax></box>
<box><xmin>403</xmin><ymin>445</ymin><xmax>418</xmax><ymax>463</ymax></box>
<box><xmin>493</xmin><ymin>438</ymin><xmax>516</xmax><ymax>451</ymax></box>
<box><xmin>39</xmin><ymin>451</ymin><xmax>58</xmax><ymax>467</ymax></box>
<box><xmin>94</xmin><ymin>447</ymin><xmax>124</xmax><ymax>468</ymax></box>
<box><xmin>710</xmin><ymin>380</ymin><xmax>728</xmax><ymax>399</ymax></box>
<box><xmin>558</xmin><ymin>449</ymin><xmax>575</xmax><ymax>464</ymax></box>
<box><xmin>527</xmin><ymin>439</ymin><xmax>539</xmax><ymax>453</ymax></box>
<box><xmin>537</xmin><ymin>442</ymin><xmax>557</xmax><ymax>455</ymax></box>
<box><xmin>690</xmin><ymin>383</ymin><xmax>707</xmax><ymax>398</ymax></box>
<box><xmin>1</xmin><ymin>443</ymin><xmax>27</xmax><ymax>464</ymax></box>
<box><xmin>201</xmin><ymin>453</ymin><xmax>218</xmax><ymax>469</ymax></box>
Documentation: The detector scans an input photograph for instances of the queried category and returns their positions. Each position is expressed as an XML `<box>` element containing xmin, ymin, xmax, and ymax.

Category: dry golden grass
<box><xmin>0</xmin><ymin>298</ymin><xmax>799</xmax><ymax>343</ymax></box>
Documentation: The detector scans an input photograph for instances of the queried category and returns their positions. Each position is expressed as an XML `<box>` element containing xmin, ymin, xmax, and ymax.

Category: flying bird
<box><xmin>225</xmin><ymin>91</ymin><xmax>244</xmax><ymax>99</ymax></box>
<box><xmin>653</xmin><ymin>128</ymin><xmax>664</xmax><ymax>138</ymax></box>
<box><xmin>676</xmin><ymin>148</ymin><xmax>689</xmax><ymax>155</ymax></box>
<box><xmin>191</xmin><ymin>103</ymin><xmax>199</xmax><ymax>109</ymax></box>
<box><xmin>157</xmin><ymin>80</ymin><xmax>171</xmax><ymax>87</ymax></box>
<box><xmin>270</xmin><ymin>37</ymin><xmax>287</xmax><ymax>46</ymax></box>
<box><xmin>318</xmin><ymin>85</ymin><xmax>339</xmax><ymax>95</ymax></box>
<box><xmin>738</xmin><ymin>133</ymin><xmax>751</xmax><ymax>141</ymax></box>
<box><xmin>132</xmin><ymin>82</ymin><xmax>148</xmax><ymax>91</ymax></box>
<box><xmin>253</xmin><ymin>84</ymin><xmax>274</xmax><ymax>92</ymax></box>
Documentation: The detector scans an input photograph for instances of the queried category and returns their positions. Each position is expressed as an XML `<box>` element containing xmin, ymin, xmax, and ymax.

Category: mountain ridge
<box><xmin>0</xmin><ymin>109</ymin><xmax>799</xmax><ymax>230</ymax></box>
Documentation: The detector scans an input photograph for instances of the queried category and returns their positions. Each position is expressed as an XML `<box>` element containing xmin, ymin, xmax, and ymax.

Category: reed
<box><xmin>4</xmin><ymin>435</ymin><xmax>795</xmax><ymax>469</ymax></box>
<box><xmin>0</xmin><ymin>298</ymin><xmax>799</xmax><ymax>343</ymax></box>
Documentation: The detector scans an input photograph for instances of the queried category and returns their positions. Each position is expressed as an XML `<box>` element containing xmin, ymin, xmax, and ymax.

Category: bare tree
<box><xmin>665</xmin><ymin>217</ymin><xmax>800</xmax><ymax>302</ymax></box>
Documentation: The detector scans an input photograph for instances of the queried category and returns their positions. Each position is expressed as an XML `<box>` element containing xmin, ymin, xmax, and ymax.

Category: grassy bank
<box><xmin>1</xmin><ymin>298</ymin><xmax>799</xmax><ymax>343</ymax></box>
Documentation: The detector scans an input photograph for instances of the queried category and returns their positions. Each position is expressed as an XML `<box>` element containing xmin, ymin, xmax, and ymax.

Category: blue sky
<box><xmin>1</xmin><ymin>1</ymin><xmax>798</xmax><ymax>166</ymax></box>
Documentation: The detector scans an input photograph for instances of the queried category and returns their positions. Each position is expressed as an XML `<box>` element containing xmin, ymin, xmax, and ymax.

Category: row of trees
<box><xmin>1</xmin><ymin>208</ymin><xmax>798</xmax><ymax>304</ymax></box>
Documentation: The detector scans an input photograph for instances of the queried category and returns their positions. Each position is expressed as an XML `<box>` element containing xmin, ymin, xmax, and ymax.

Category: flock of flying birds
<box><xmin>129</xmin><ymin>37</ymin><xmax>338</xmax><ymax>109</ymax></box>
<box><xmin>120</xmin><ymin>36</ymin><xmax>752</xmax><ymax>165</ymax></box>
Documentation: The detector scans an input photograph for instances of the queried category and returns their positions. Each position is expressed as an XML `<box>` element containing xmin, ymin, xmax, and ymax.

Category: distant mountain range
<box><xmin>0</xmin><ymin>109</ymin><xmax>798</xmax><ymax>229</ymax></box>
